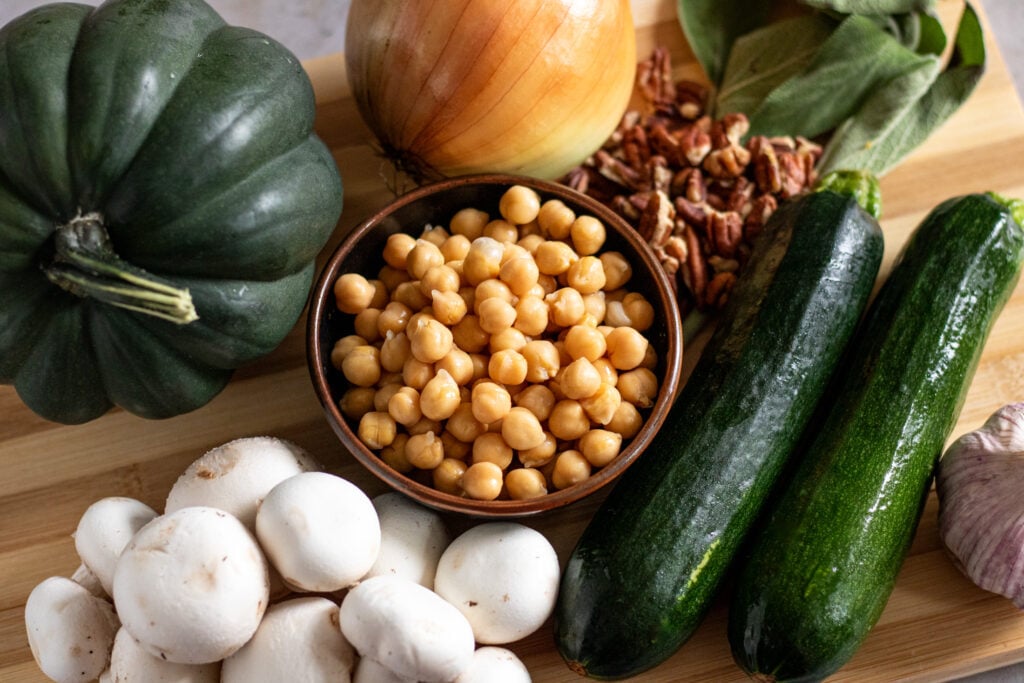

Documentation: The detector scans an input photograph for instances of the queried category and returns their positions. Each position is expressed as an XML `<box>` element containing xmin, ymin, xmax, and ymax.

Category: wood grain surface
<box><xmin>3</xmin><ymin>1</ymin><xmax>1024</xmax><ymax>681</ymax></box>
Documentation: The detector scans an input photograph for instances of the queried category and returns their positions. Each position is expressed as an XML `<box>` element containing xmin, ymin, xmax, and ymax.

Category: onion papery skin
<box><xmin>344</xmin><ymin>0</ymin><xmax>637</xmax><ymax>182</ymax></box>
<box><xmin>937</xmin><ymin>403</ymin><xmax>1024</xmax><ymax>607</ymax></box>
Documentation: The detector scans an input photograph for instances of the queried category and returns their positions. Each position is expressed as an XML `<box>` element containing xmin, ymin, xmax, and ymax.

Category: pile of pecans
<box><xmin>562</xmin><ymin>47</ymin><xmax>823</xmax><ymax>312</ymax></box>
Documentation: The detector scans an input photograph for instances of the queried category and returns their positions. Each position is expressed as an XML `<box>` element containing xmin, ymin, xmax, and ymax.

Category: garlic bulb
<box><xmin>936</xmin><ymin>402</ymin><xmax>1024</xmax><ymax>606</ymax></box>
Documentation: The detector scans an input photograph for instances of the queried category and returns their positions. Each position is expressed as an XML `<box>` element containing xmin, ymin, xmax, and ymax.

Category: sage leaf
<box><xmin>714</xmin><ymin>14</ymin><xmax>836</xmax><ymax>119</ymax></box>
<box><xmin>800</xmin><ymin>0</ymin><xmax>936</xmax><ymax>13</ymax></box>
<box><xmin>744</xmin><ymin>14</ymin><xmax>936</xmax><ymax>139</ymax></box>
<box><xmin>677</xmin><ymin>0</ymin><xmax>771</xmax><ymax>86</ymax></box>
<box><xmin>818</xmin><ymin>3</ymin><xmax>985</xmax><ymax>176</ymax></box>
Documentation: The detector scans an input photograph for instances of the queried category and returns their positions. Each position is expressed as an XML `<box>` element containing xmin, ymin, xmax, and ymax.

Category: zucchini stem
<box><xmin>44</xmin><ymin>212</ymin><xmax>198</xmax><ymax>325</ymax></box>
<box><xmin>815</xmin><ymin>170</ymin><xmax>882</xmax><ymax>219</ymax></box>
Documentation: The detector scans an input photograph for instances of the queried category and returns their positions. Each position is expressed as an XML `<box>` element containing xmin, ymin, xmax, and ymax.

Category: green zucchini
<box><xmin>553</xmin><ymin>172</ymin><xmax>885</xmax><ymax>680</ymax></box>
<box><xmin>727</xmin><ymin>193</ymin><xmax>1024</xmax><ymax>683</ymax></box>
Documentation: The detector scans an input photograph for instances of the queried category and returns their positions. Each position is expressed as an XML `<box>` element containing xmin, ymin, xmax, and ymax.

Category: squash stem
<box><xmin>45</xmin><ymin>212</ymin><xmax>198</xmax><ymax>325</ymax></box>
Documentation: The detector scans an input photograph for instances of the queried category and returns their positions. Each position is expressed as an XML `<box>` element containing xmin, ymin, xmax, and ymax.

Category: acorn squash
<box><xmin>0</xmin><ymin>0</ymin><xmax>343</xmax><ymax>424</ymax></box>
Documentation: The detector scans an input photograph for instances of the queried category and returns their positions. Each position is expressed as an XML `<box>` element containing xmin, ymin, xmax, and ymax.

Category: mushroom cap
<box><xmin>109</xmin><ymin>627</ymin><xmax>220</xmax><ymax>682</ymax></box>
<box><xmin>434</xmin><ymin>522</ymin><xmax>560</xmax><ymax>644</ymax></box>
<box><xmin>353</xmin><ymin>656</ymin><xmax>418</xmax><ymax>683</ymax></box>
<box><xmin>455</xmin><ymin>647</ymin><xmax>532</xmax><ymax>683</ymax></box>
<box><xmin>24</xmin><ymin>576</ymin><xmax>119</xmax><ymax>683</ymax></box>
<box><xmin>255</xmin><ymin>472</ymin><xmax>380</xmax><ymax>592</ymax></box>
<box><xmin>165</xmin><ymin>437</ymin><xmax>320</xmax><ymax>529</ymax></box>
<box><xmin>74</xmin><ymin>497</ymin><xmax>158</xmax><ymax>596</ymax></box>
<box><xmin>365</xmin><ymin>492</ymin><xmax>450</xmax><ymax>589</ymax></box>
<box><xmin>113</xmin><ymin>507</ymin><xmax>270</xmax><ymax>664</ymax></box>
<box><xmin>340</xmin><ymin>575</ymin><xmax>475</xmax><ymax>683</ymax></box>
<box><xmin>222</xmin><ymin>597</ymin><xmax>356</xmax><ymax>683</ymax></box>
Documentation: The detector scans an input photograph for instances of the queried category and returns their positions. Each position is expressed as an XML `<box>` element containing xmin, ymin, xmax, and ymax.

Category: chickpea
<box><xmin>469</xmin><ymin>353</ymin><xmax>489</xmax><ymax>381</ymax></box>
<box><xmin>564</xmin><ymin>324</ymin><xmax>607</xmax><ymax>362</ymax></box>
<box><xmin>420</xmin><ymin>225</ymin><xmax>450</xmax><ymax>247</ymax></box>
<box><xmin>471</xmin><ymin>381</ymin><xmax>511</xmax><ymax>425</ymax></box>
<box><xmin>420</xmin><ymin>264</ymin><xmax>460</xmax><ymax>296</ymax></box>
<box><xmin>514</xmin><ymin>295</ymin><xmax>549</xmax><ymax>336</ymax></box>
<box><xmin>338</xmin><ymin>386</ymin><xmax>375</xmax><ymax>420</ymax></box>
<box><xmin>569</xmin><ymin>215</ymin><xmax>605</xmax><ymax>255</ymax></box>
<box><xmin>438</xmin><ymin>431</ymin><xmax>469</xmax><ymax>459</ymax></box>
<box><xmin>499</xmin><ymin>185</ymin><xmax>541</xmax><ymax>225</ymax></box>
<box><xmin>402</xmin><ymin>357</ymin><xmax>434</xmax><ymax>390</ymax></box>
<box><xmin>381</xmin><ymin>433</ymin><xmax>413</xmax><ymax>473</ymax></box>
<box><xmin>499</xmin><ymin>256</ymin><xmax>540</xmax><ymax>297</ymax></box>
<box><xmin>537</xmin><ymin>199</ymin><xmax>575</xmax><ymax>239</ymax></box>
<box><xmin>551</xmin><ymin>450</ymin><xmax>592</xmax><ymax>490</ymax></box>
<box><xmin>435</xmin><ymin>347</ymin><xmax>474</xmax><ymax>385</ymax></box>
<box><xmin>393</xmin><ymin>281</ymin><xmax>430</xmax><ymax>311</ymax></box>
<box><xmin>489</xmin><ymin>327</ymin><xmax>528</xmax><ymax>353</ymax></box>
<box><xmin>501</xmin><ymin>406</ymin><xmax>546</xmax><ymax>451</ymax></box>
<box><xmin>560</xmin><ymin>357</ymin><xmax>603</xmax><ymax>400</ymax></box>
<box><xmin>622</xmin><ymin>292</ymin><xmax>656</xmax><ymax>331</ymax></box>
<box><xmin>513</xmin><ymin>384</ymin><xmax>556</xmax><ymax>421</ymax></box>
<box><xmin>420</xmin><ymin>369</ymin><xmax>461</xmax><ymax>421</ymax></box>
<box><xmin>358</xmin><ymin>411</ymin><xmax>396</xmax><ymax>450</ymax></box>
<box><xmin>592</xmin><ymin>358</ymin><xmax>619</xmax><ymax>386</ymax></box>
<box><xmin>387</xmin><ymin>386</ymin><xmax>422</xmax><ymax>426</ymax></box>
<box><xmin>518</xmin><ymin>219</ymin><xmax>542</xmax><ymax>238</ymax></box>
<box><xmin>521</xmin><ymin>340</ymin><xmax>561</xmax><ymax>383</ymax></box>
<box><xmin>582</xmin><ymin>291</ymin><xmax>607</xmax><ymax>324</ymax></box>
<box><xmin>430</xmin><ymin>289</ymin><xmax>468</xmax><ymax>326</ymax></box>
<box><xmin>409</xmin><ymin>317</ymin><xmax>454</xmax><ymax>364</ymax></box>
<box><xmin>473</xmin><ymin>278</ymin><xmax>515</xmax><ymax>311</ymax></box>
<box><xmin>518</xmin><ymin>432</ymin><xmax>557</xmax><ymax>468</ymax></box>
<box><xmin>549</xmin><ymin>400</ymin><xmax>591</xmax><ymax>441</ymax></box>
<box><xmin>566</xmin><ymin>256</ymin><xmax>607</xmax><ymax>294</ymax></box>
<box><xmin>383</xmin><ymin>233</ymin><xmax>417</xmax><ymax>270</ymax></box>
<box><xmin>458</xmin><ymin>285</ymin><xmax>476</xmax><ymax>312</ymax></box>
<box><xmin>606</xmin><ymin>326</ymin><xmax>649</xmax><ymax>370</ymax></box>
<box><xmin>373</xmin><ymin>382</ymin><xmax>403</xmax><ymax>413</ymax></box>
<box><xmin>477</xmin><ymin>297</ymin><xmax>517</xmax><ymax>335</ymax></box>
<box><xmin>449</xmin><ymin>207</ymin><xmax>489</xmax><ymax>240</ymax></box>
<box><xmin>580</xmin><ymin>429</ymin><xmax>623</xmax><ymax>468</ymax></box>
<box><xmin>333</xmin><ymin>273</ymin><xmax>375</xmax><ymax>314</ymax></box>
<box><xmin>500</xmin><ymin>242</ymin><xmax>530</xmax><ymax>264</ymax></box>
<box><xmin>581</xmin><ymin>383</ymin><xmax>622</xmax><ymax>426</ymax></box>
<box><xmin>330</xmin><ymin>334</ymin><xmax>367</xmax><ymax>370</ymax></box>
<box><xmin>441</xmin><ymin>233</ymin><xmax>472</xmax><ymax>262</ymax></box>
<box><xmin>505</xmin><ymin>468</ymin><xmax>548</xmax><ymax>500</ymax></box>
<box><xmin>377</xmin><ymin>264</ymin><xmax>410</xmax><ymax>292</ymax></box>
<box><xmin>377</xmin><ymin>301</ymin><xmax>413</xmax><ymax>336</ymax></box>
<box><xmin>600</xmin><ymin>252</ymin><xmax>632</xmax><ymax>290</ymax></box>
<box><xmin>408</xmin><ymin>417</ymin><xmax>442</xmax><ymax>436</ymax></box>
<box><xmin>518</xmin><ymin>232</ymin><xmax>545</xmax><ymax>254</ymax></box>
<box><xmin>546</xmin><ymin>287</ymin><xmax>586</xmax><ymax>327</ymax></box>
<box><xmin>463</xmin><ymin>236</ymin><xmax>504</xmax><ymax>285</ymax></box>
<box><xmin>472</xmin><ymin>432</ymin><xmax>514</xmax><ymax>469</ymax></box>
<box><xmin>354</xmin><ymin>308</ymin><xmax>382</xmax><ymax>342</ymax></box>
<box><xmin>488</xmin><ymin>348</ymin><xmax>528</xmax><ymax>385</ymax></box>
<box><xmin>447</xmin><ymin>403</ymin><xmax>487</xmax><ymax>443</ymax></box>
<box><xmin>368</xmin><ymin>279</ymin><xmax>390</xmax><ymax>309</ymax></box>
<box><xmin>406</xmin><ymin>431</ymin><xmax>444</xmax><ymax>470</ymax></box>
<box><xmin>461</xmin><ymin>461</ymin><xmax>504</xmax><ymax>501</ymax></box>
<box><xmin>606</xmin><ymin>401</ymin><xmax>644</xmax><ymax>439</ymax></box>
<box><xmin>483</xmin><ymin>219</ymin><xmax>519</xmax><ymax>244</ymax></box>
<box><xmin>342</xmin><ymin>345</ymin><xmax>381</xmax><ymax>387</ymax></box>
<box><xmin>640</xmin><ymin>343</ymin><xmax>658</xmax><ymax>370</ymax></box>
<box><xmin>433</xmin><ymin>458</ymin><xmax>468</xmax><ymax>495</ymax></box>
<box><xmin>618</xmin><ymin>368</ymin><xmax>659</xmax><ymax>408</ymax></box>
<box><xmin>537</xmin><ymin>273</ymin><xmax>558</xmax><ymax>296</ymax></box>
<box><xmin>534</xmin><ymin>240</ymin><xmax>578</xmax><ymax>276</ymax></box>
<box><xmin>451</xmin><ymin>315</ymin><xmax>489</xmax><ymax>353</ymax></box>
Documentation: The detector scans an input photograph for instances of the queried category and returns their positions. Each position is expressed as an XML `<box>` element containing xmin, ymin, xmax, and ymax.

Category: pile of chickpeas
<box><xmin>330</xmin><ymin>185</ymin><xmax>661</xmax><ymax>502</ymax></box>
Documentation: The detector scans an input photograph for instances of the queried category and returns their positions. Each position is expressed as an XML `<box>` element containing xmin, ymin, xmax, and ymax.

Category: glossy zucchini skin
<box><xmin>728</xmin><ymin>194</ymin><xmax>1024</xmax><ymax>683</ymax></box>
<box><xmin>554</xmin><ymin>187</ymin><xmax>885</xmax><ymax>680</ymax></box>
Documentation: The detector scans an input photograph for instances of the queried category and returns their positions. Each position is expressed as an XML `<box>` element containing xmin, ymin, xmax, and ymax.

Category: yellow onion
<box><xmin>345</xmin><ymin>0</ymin><xmax>637</xmax><ymax>182</ymax></box>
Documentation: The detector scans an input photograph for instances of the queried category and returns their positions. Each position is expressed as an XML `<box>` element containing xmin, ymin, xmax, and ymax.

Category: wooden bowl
<box><xmin>307</xmin><ymin>174</ymin><xmax>683</xmax><ymax>517</ymax></box>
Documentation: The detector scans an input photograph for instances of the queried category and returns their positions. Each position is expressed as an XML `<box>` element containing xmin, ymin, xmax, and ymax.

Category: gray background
<box><xmin>1</xmin><ymin>0</ymin><xmax>1023</xmax><ymax>681</ymax></box>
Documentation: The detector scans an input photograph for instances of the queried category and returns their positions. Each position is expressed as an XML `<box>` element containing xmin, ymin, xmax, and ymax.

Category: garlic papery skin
<box><xmin>937</xmin><ymin>402</ymin><xmax>1024</xmax><ymax>607</ymax></box>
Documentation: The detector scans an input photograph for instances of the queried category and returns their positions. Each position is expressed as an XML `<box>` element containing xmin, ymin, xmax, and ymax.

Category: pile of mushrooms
<box><xmin>24</xmin><ymin>436</ymin><xmax>557</xmax><ymax>682</ymax></box>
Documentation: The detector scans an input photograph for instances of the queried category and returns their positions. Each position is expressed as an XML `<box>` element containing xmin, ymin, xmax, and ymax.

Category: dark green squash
<box><xmin>0</xmin><ymin>0</ymin><xmax>343</xmax><ymax>424</ymax></box>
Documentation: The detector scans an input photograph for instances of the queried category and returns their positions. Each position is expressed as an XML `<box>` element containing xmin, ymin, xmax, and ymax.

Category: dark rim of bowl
<box><xmin>307</xmin><ymin>173</ymin><xmax>683</xmax><ymax>517</ymax></box>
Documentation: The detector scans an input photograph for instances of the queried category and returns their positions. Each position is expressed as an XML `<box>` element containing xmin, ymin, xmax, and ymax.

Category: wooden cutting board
<box><xmin>3</xmin><ymin>1</ymin><xmax>1024</xmax><ymax>681</ymax></box>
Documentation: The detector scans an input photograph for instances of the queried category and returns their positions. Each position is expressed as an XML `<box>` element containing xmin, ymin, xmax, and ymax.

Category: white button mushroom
<box><xmin>74</xmin><ymin>497</ymin><xmax>158</xmax><ymax>596</ymax></box>
<box><xmin>109</xmin><ymin>627</ymin><xmax>220</xmax><ymax>682</ymax></box>
<box><xmin>365</xmin><ymin>492</ymin><xmax>450</xmax><ymax>589</ymax></box>
<box><xmin>24</xmin><ymin>576</ymin><xmax>119</xmax><ymax>683</ymax></box>
<box><xmin>222</xmin><ymin>597</ymin><xmax>356</xmax><ymax>683</ymax></box>
<box><xmin>255</xmin><ymin>472</ymin><xmax>380</xmax><ymax>592</ymax></box>
<box><xmin>455</xmin><ymin>647</ymin><xmax>532</xmax><ymax>682</ymax></box>
<box><xmin>70</xmin><ymin>563</ymin><xmax>107</xmax><ymax>600</ymax></box>
<box><xmin>165</xmin><ymin>436</ymin><xmax>320</xmax><ymax>529</ymax></box>
<box><xmin>112</xmin><ymin>506</ymin><xmax>270</xmax><ymax>664</ymax></box>
<box><xmin>353</xmin><ymin>656</ymin><xmax>417</xmax><ymax>683</ymax></box>
<box><xmin>434</xmin><ymin>523</ymin><xmax>560</xmax><ymax>644</ymax></box>
<box><xmin>339</xmin><ymin>575</ymin><xmax>475</xmax><ymax>683</ymax></box>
